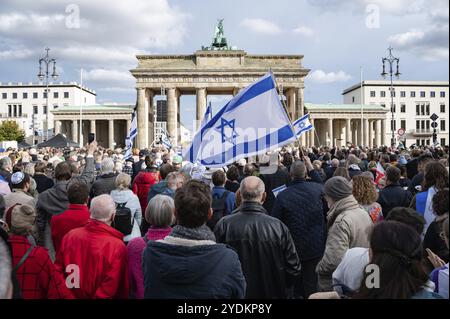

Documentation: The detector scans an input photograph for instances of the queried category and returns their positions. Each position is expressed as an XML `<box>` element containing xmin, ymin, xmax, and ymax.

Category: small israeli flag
<box><xmin>293</xmin><ymin>114</ymin><xmax>313</xmax><ymax>138</ymax></box>
<box><xmin>161</xmin><ymin>130</ymin><xmax>172</xmax><ymax>149</ymax></box>
<box><xmin>124</xmin><ymin>105</ymin><xmax>138</xmax><ymax>159</ymax></box>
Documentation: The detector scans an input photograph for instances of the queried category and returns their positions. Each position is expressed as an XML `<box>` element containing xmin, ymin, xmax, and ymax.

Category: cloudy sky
<box><xmin>0</xmin><ymin>0</ymin><xmax>448</xmax><ymax>131</ymax></box>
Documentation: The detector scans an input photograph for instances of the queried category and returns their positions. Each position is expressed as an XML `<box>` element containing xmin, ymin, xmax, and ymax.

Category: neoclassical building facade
<box><xmin>130</xmin><ymin>50</ymin><xmax>310</xmax><ymax>148</ymax></box>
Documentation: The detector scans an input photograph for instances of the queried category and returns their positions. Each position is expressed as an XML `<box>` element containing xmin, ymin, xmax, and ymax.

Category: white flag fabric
<box><xmin>124</xmin><ymin>106</ymin><xmax>137</xmax><ymax>159</ymax></box>
<box><xmin>293</xmin><ymin>113</ymin><xmax>313</xmax><ymax>137</ymax></box>
<box><xmin>200</xmin><ymin>102</ymin><xmax>213</xmax><ymax>129</ymax></box>
<box><xmin>183</xmin><ymin>72</ymin><xmax>296</xmax><ymax>168</ymax></box>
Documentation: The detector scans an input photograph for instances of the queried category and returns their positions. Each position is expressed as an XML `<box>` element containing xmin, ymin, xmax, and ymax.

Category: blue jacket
<box><xmin>212</xmin><ymin>186</ymin><xmax>236</xmax><ymax>216</ymax></box>
<box><xmin>143</xmin><ymin>239</ymin><xmax>246</xmax><ymax>299</ymax></box>
<box><xmin>271</xmin><ymin>178</ymin><xmax>327</xmax><ymax>260</ymax></box>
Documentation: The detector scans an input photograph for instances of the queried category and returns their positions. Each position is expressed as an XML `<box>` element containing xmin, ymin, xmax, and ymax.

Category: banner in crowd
<box><xmin>183</xmin><ymin>72</ymin><xmax>296</xmax><ymax>168</ymax></box>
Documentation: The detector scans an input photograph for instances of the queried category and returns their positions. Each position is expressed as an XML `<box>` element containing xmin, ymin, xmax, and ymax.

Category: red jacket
<box><xmin>51</xmin><ymin>204</ymin><xmax>90</xmax><ymax>255</ymax></box>
<box><xmin>9</xmin><ymin>235</ymin><xmax>73</xmax><ymax>299</ymax></box>
<box><xmin>55</xmin><ymin>219</ymin><xmax>129</xmax><ymax>299</ymax></box>
<box><xmin>132</xmin><ymin>170</ymin><xmax>159</xmax><ymax>212</ymax></box>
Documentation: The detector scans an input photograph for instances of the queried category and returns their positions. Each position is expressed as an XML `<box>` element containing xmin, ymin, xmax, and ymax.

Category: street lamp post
<box><xmin>38</xmin><ymin>48</ymin><xmax>58</xmax><ymax>142</ymax></box>
<box><xmin>381</xmin><ymin>46</ymin><xmax>401</xmax><ymax>147</ymax></box>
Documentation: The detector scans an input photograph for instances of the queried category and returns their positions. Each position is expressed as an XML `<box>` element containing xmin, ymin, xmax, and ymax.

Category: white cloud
<box><xmin>98</xmin><ymin>87</ymin><xmax>136</xmax><ymax>94</ymax></box>
<box><xmin>388</xmin><ymin>24</ymin><xmax>449</xmax><ymax>61</ymax></box>
<box><xmin>308</xmin><ymin>70</ymin><xmax>352</xmax><ymax>84</ymax></box>
<box><xmin>0</xmin><ymin>48</ymin><xmax>34</xmax><ymax>60</ymax></box>
<box><xmin>240</xmin><ymin>18</ymin><xmax>282</xmax><ymax>35</ymax></box>
<box><xmin>83</xmin><ymin>69</ymin><xmax>134</xmax><ymax>84</ymax></box>
<box><xmin>292</xmin><ymin>25</ymin><xmax>314</xmax><ymax>37</ymax></box>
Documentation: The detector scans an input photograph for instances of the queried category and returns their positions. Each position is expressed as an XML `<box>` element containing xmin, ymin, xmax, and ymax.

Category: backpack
<box><xmin>112</xmin><ymin>202</ymin><xmax>133</xmax><ymax>236</ymax></box>
<box><xmin>207</xmin><ymin>191</ymin><xmax>230</xmax><ymax>231</ymax></box>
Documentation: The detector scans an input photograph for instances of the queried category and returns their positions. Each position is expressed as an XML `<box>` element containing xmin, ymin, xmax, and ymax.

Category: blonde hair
<box><xmin>115</xmin><ymin>173</ymin><xmax>131</xmax><ymax>190</ymax></box>
<box><xmin>353</xmin><ymin>175</ymin><xmax>378</xmax><ymax>205</ymax></box>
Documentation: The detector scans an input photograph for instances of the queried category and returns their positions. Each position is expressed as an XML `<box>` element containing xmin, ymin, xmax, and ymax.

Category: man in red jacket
<box><xmin>55</xmin><ymin>194</ymin><xmax>129</xmax><ymax>299</ymax></box>
<box><xmin>51</xmin><ymin>182</ymin><xmax>90</xmax><ymax>255</ymax></box>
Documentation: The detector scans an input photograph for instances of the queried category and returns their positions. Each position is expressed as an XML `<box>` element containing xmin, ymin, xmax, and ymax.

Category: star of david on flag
<box><xmin>216</xmin><ymin>118</ymin><xmax>239</xmax><ymax>145</ymax></box>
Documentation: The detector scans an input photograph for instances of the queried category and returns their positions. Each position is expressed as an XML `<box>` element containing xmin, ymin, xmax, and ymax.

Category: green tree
<box><xmin>0</xmin><ymin>121</ymin><xmax>26</xmax><ymax>142</ymax></box>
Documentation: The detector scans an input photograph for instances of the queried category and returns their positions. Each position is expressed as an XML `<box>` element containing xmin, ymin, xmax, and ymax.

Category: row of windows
<box><xmin>370</xmin><ymin>90</ymin><xmax>446</xmax><ymax>98</ymax></box>
<box><xmin>389</xmin><ymin>119</ymin><xmax>446</xmax><ymax>131</ymax></box>
<box><xmin>1</xmin><ymin>91</ymin><xmax>70</xmax><ymax>99</ymax></box>
<box><xmin>379</xmin><ymin>103</ymin><xmax>446</xmax><ymax>114</ymax></box>
<box><xmin>416</xmin><ymin>139</ymin><xmax>447</xmax><ymax>147</ymax></box>
<box><xmin>6</xmin><ymin>104</ymin><xmax>61</xmax><ymax>117</ymax></box>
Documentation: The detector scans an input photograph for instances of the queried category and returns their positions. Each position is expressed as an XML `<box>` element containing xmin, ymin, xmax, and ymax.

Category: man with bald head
<box><xmin>214</xmin><ymin>176</ymin><xmax>301</xmax><ymax>298</ymax></box>
<box><xmin>55</xmin><ymin>194</ymin><xmax>129</xmax><ymax>299</ymax></box>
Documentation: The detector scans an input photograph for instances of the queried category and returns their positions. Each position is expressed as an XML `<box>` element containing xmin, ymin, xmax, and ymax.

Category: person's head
<box><xmin>34</xmin><ymin>161</ymin><xmax>47</xmax><ymax>174</ymax></box>
<box><xmin>212</xmin><ymin>170</ymin><xmax>226</xmax><ymax>187</ymax></box>
<box><xmin>385</xmin><ymin>207</ymin><xmax>426</xmax><ymax>235</ymax></box>
<box><xmin>174</xmin><ymin>180</ymin><xmax>212</xmax><ymax>228</ymax></box>
<box><xmin>90</xmin><ymin>194</ymin><xmax>116</xmax><ymax>226</ymax></box>
<box><xmin>115</xmin><ymin>173</ymin><xmax>131</xmax><ymax>191</ymax></box>
<box><xmin>352</xmin><ymin>175</ymin><xmax>378</xmax><ymax>205</ymax></box>
<box><xmin>172</xmin><ymin>155</ymin><xmax>183</xmax><ymax>170</ymax></box>
<box><xmin>145</xmin><ymin>194</ymin><xmax>175</xmax><ymax>227</ymax></box>
<box><xmin>100</xmin><ymin>157</ymin><xmax>114</xmax><ymax>175</ymax></box>
<box><xmin>432</xmin><ymin>188</ymin><xmax>449</xmax><ymax>217</ymax></box>
<box><xmin>313</xmin><ymin>160</ymin><xmax>322</xmax><ymax>171</ymax></box>
<box><xmin>361</xmin><ymin>171</ymin><xmax>375</xmax><ymax>181</ymax></box>
<box><xmin>10</xmin><ymin>204</ymin><xmax>36</xmax><ymax>236</ymax></box>
<box><xmin>0</xmin><ymin>157</ymin><xmax>12</xmax><ymax>173</ymax></box>
<box><xmin>331</xmin><ymin>158</ymin><xmax>340</xmax><ymax>168</ymax></box>
<box><xmin>243</xmin><ymin>163</ymin><xmax>255</xmax><ymax>176</ymax></box>
<box><xmin>145</xmin><ymin>155</ymin><xmax>156</xmax><ymax>169</ymax></box>
<box><xmin>333</xmin><ymin>167</ymin><xmax>350</xmax><ymax>181</ymax></box>
<box><xmin>23</xmin><ymin>163</ymin><xmax>35</xmax><ymax>176</ymax></box>
<box><xmin>159</xmin><ymin>163</ymin><xmax>175</xmax><ymax>180</ymax></box>
<box><xmin>417</xmin><ymin>154</ymin><xmax>433</xmax><ymax>173</ymax></box>
<box><xmin>10</xmin><ymin>172</ymin><xmax>31</xmax><ymax>192</ymax></box>
<box><xmin>385</xmin><ymin>165</ymin><xmax>401</xmax><ymax>185</ymax></box>
<box><xmin>240</xmin><ymin>176</ymin><xmax>266</xmax><ymax>204</ymax></box>
<box><xmin>359</xmin><ymin>152</ymin><xmax>367</xmax><ymax>160</ymax></box>
<box><xmin>357</xmin><ymin>221</ymin><xmax>428</xmax><ymax>299</ymax></box>
<box><xmin>422</xmin><ymin>161</ymin><xmax>449</xmax><ymax>192</ymax></box>
<box><xmin>282</xmin><ymin>152</ymin><xmax>293</xmax><ymax>167</ymax></box>
<box><xmin>389</xmin><ymin>153</ymin><xmax>398</xmax><ymax>163</ymax></box>
<box><xmin>0</xmin><ymin>239</ymin><xmax>12</xmax><ymax>299</ymax></box>
<box><xmin>290</xmin><ymin>161</ymin><xmax>307</xmax><ymax>180</ymax></box>
<box><xmin>398</xmin><ymin>165</ymin><xmax>407</xmax><ymax>178</ymax></box>
<box><xmin>226</xmin><ymin>165</ymin><xmax>240</xmax><ymax>182</ymax></box>
<box><xmin>166</xmin><ymin>172</ymin><xmax>184</xmax><ymax>190</ymax></box>
<box><xmin>411</xmin><ymin>149</ymin><xmax>421</xmax><ymax>158</ymax></box>
<box><xmin>324</xmin><ymin>176</ymin><xmax>353</xmax><ymax>207</ymax></box>
<box><xmin>55</xmin><ymin>162</ymin><xmax>72</xmax><ymax>181</ymax></box>
<box><xmin>347</xmin><ymin>154</ymin><xmax>360</xmax><ymax>166</ymax></box>
<box><xmin>67</xmin><ymin>182</ymin><xmax>89</xmax><ymax>205</ymax></box>
<box><xmin>379</xmin><ymin>154</ymin><xmax>390</xmax><ymax>166</ymax></box>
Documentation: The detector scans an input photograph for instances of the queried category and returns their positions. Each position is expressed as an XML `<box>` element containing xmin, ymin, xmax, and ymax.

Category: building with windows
<box><xmin>0</xmin><ymin>81</ymin><xmax>96</xmax><ymax>144</ymax></box>
<box><xmin>343</xmin><ymin>81</ymin><xmax>449</xmax><ymax>147</ymax></box>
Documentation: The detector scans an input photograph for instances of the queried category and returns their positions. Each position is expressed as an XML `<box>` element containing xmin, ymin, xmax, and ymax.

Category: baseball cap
<box><xmin>172</xmin><ymin>155</ymin><xmax>183</xmax><ymax>164</ymax></box>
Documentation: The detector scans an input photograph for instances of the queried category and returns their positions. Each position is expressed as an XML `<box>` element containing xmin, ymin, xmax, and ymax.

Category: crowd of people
<box><xmin>0</xmin><ymin>141</ymin><xmax>448</xmax><ymax>299</ymax></box>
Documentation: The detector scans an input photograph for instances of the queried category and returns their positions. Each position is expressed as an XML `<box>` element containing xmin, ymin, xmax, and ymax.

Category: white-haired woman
<box><xmin>110</xmin><ymin>173</ymin><xmax>142</xmax><ymax>242</ymax></box>
<box><xmin>127</xmin><ymin>194</ymin><xmax>175</xmax><ymax>299</ymax></box>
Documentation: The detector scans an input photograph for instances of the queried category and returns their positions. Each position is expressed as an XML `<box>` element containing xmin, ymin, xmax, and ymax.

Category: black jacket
<box><xmin>406</xmin><ymin>158</ymin><xmax>419</xmax><ymax>180</ymax></box>
<box><xmin>271</xmin><ymin>178</ymin><xmax>327</xmax><ymax>261</ymax></box>
<box><xmin>89</xmin><ymin>173</ymin><xmax>118</xmax><ymax>199</ymax></box>
<box><xmin>378</xmin><ymin>183</ymin><xmax>413</xmax><ymax>218</ymax></box>
<box><xmin>214</xmin><ymin>202</ymin><xmax>301</xmax><ymax>299</ymax></box>
<box><xmin>143</xmin><ymin>238</ymin><xmax>246</xmax><ymax>299</ymax></box>
<box><xmin>260</xmin><ymin>166</ymin><xmax>290</xmax><ymax>213</ymax></box>
<box><xmin>33</xmin><ymin>173</ymin><xmax>54</xmax><ymax>194</ymax></box>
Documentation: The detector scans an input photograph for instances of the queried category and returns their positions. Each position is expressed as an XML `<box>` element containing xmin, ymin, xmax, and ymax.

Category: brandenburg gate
<box><xmin>130</xmin><ymin>20</ymin><xmax>310</xmax><ymax>148</ymax></box>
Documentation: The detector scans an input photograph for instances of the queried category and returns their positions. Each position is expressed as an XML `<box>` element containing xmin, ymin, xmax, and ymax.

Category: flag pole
<box><xmin>79</xmin><ymin>68</ymin><xmax>83</xmax><ymax>148</ymax></box>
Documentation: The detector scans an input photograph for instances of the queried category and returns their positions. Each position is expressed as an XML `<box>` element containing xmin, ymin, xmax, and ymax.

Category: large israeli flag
<box><xmin>183</xmin><ymin>72</ymin><xmax>296</xmax><ymax>168</ymax></box>
<box><xmin>293</xmin><ymin>113</ymin><xmax>313</xmax><ymax>137</ymax></box>
<box><xmin>124</xmin><ymin>105</ymin><xmax>138</xmax><ymax>159</ymax></box>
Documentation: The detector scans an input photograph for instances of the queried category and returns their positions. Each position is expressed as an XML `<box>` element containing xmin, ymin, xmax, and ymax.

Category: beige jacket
<box><xmin>316</xmin><ymin>195</ymin><xmax>373</xmax><ymax>291</ymax></box>
<box><xmin>4</xmin><ymin>189</ymin><xmax>37</xmax><ymax>212</ymax></box>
